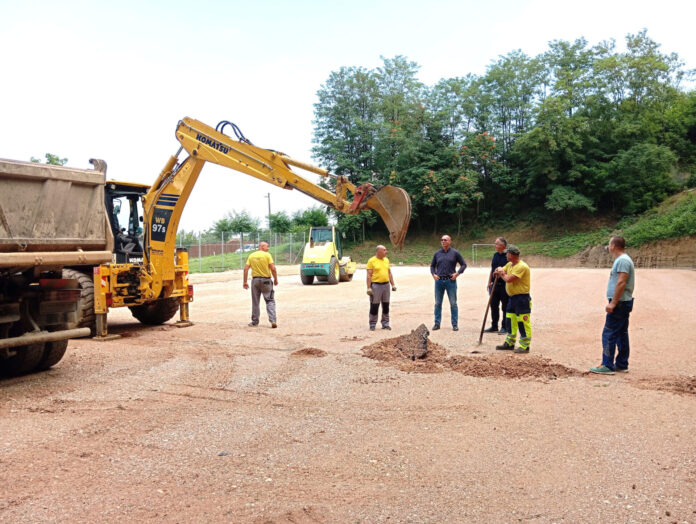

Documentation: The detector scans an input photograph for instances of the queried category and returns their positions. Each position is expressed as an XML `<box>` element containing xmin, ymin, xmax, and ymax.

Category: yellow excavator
<box><xmin>87</xmin><ymin>118</ymin><xmax>411</xmax><ymax>337</ymax></box>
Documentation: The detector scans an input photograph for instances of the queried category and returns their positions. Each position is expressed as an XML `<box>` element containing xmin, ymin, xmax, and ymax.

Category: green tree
<box><xmin>210</xmin><ymin>210</ymin><xmax>260</xmax><ymax>235</ymax></box>
<box><xmin>30</xmin><ymin>153</ymin><xmax>68</xmax><ymax>165</ymax></box>
<box><xmin>311</xmin><ymin>36</ymin><xmax>695</xmax><ymax>231</ymax></box>
<box><xmin>542</xmin><ymin>38</ymin><xmax>596</xmax><ymax>116</ymax></box>
<box><xmin>336</xmin><ymin>210</ymin><xmax>378</xmax><ymax>244</ymax></box>
<box><xmin>478</xmin><ymin>50</ymin><xmax>545</xmax><ymax>156</ymax></box>
<box><xmin>176</xmin><ymin>229</ymin><xmax>200</xmax><ymax>247</ymax></box>
<box><xmin>430</xmin><ymin>75</ymin><xmax>480</xmax><ymax>143</ymax></box>
<box><xmin>291</xmin><ymin>207</ymin><xmax>329</xmax><ymax>231</ymax></box>
<box><xmin>544</xmin><ymin>185</ymin><xmax>596</xmax><ymax>214</ymax></box>
<box><xmin>606</xmin><ymin>143</ymin><xmax>678</xmax><ymax>214</ymax></box>
<box><xmin>268</xmin><ymin>211</ymin><xmax>292</xmax><ymax>232</ymax></box>
<box><xmin>663</xmin><ymin>91</ymin><xmax>696</xmax><ymax>169</ymax></box>
<box><xmin>312</xmin><ymin>66</ymin><xmax>380</xmax><ymax>181</ymax></box>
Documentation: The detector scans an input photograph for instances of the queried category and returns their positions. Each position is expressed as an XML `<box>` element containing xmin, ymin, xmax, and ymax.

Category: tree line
<box><xmin>176</xmin><ymin>207</ymin><xmax>330</xmax><ymax>245</ymax></box>
<box><xmin>311</xmin><ymin>30</ymin><xmax>696</xmax><ymax>238</ymax></box>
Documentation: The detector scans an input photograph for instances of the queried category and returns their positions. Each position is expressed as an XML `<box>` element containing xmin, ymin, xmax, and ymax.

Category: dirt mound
<box><xmin>290</xmin><ymin>347</ymin><xmax>327</xmax><ymax>358</ymax></box>
<box><xmin>361</xmin><ymin>331</ymin><xmax>580</xmax><ymax>379</ymax></box>
<box><xmin>632</xmin><ymin>376</ymin><xmax>696</xmax><ymax>396</ymax></box>
<box><xmin>446</xmin><ymin>354</ymin><xmax>581</xmax><ymax>379</ymax></box>
<box><xmin>361</xmin><ymin>336</ymin><xmax>448</xmax><ymax>373</ymax></box>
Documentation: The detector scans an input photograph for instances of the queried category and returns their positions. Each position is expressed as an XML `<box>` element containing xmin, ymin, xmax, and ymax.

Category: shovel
<box><xmin>478</xmin><ymin>275</ymin><xmax>499</xmax><ymax>345</ymax></box>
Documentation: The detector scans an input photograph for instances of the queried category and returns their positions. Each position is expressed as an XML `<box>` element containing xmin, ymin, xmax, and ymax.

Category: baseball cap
<box><xmin>505</xmin><ymin>245</ymin><xmax>520</xmax><ymax>255</ymax></box>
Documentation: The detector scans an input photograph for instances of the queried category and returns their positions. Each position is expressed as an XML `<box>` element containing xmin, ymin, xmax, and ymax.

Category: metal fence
<box><xmin>177</xmin><ymin>231</ymin><xmax>307</xmax><ymax>273</ymax></box>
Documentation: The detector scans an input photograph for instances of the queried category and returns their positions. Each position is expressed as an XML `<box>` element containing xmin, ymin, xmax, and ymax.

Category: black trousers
<box><xmin>490</xmin><ymin>284</ymin><xmax>509</xmax><ymax>329</ymax></box>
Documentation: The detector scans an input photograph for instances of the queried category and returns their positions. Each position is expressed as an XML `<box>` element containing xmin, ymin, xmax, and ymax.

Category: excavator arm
<box><xmin>138</xmin><ymin>118</ymin><xmax>411</xmax><ymax>299</ymax></box>
<box><xmin>152</xmin><ymin>118</ymin><xmax>409</xmax><ymax>242</ymax></box>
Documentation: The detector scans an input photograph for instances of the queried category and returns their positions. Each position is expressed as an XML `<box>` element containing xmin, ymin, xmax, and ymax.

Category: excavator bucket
<box><xmin>364</xmin><ymin>186</ymin><xmax>412</xmax><ymax>248</ymax></box>
<box><xmin>347</xmin><ymin>183</ymin><xmax>412</xmax><ymax>248</ymax></box>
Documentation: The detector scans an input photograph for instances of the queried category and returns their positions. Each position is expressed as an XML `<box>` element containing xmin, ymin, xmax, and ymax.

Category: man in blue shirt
<box><xmin>590</xmin><ymin>236</ymin><xmax>635</xmax><ymax>374</ymax></box>
<box><xmin>484</xmin><ymin>237</ymin><xmax>509</xmax><ymax>335</ymax></box>
<box><xmin>430</xmin><ymin>235</ymin><xmax>467</xmax><ymax>331</ymax></box>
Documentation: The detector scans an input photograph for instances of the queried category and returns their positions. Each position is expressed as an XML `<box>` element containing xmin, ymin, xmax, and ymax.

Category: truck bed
<box><xmin>0</xmin><ymin>159</ymin><xmax>113</xmax><ymax>270</ymax></box>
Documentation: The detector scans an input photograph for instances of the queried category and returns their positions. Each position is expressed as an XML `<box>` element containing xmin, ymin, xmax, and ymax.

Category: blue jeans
<box><xmin>601</xmin><ymin>298</ymin><xmax>634</xmax><ymax>370</ymax></box>
<box><xmin>434</xmin><ymin>279</ymin><xmax>458</xmax><ymax>327</ymax></box>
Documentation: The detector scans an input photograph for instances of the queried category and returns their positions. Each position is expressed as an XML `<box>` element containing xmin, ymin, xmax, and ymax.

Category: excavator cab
<box><xmin>105</xmin><ymin>182</ymin><xmax>149</xmax><ymax>264</ymax></box>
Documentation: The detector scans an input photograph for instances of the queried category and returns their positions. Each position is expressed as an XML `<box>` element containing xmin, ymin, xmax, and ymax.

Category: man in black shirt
<box><xmin>484</xmin><ymin>237</ymin><xmax>509</xmax><ymax>335</ymax></box>
<box><xmin>430</xmin><ymin>235</ymin><xmax>467</xmax><ymax>331</ymax></box>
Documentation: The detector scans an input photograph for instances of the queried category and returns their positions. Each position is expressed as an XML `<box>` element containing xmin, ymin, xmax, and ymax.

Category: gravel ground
<box><xmin>1</xmin><ymin>266</ymin><xmax>695</xmax><ymax>523</ymax></box>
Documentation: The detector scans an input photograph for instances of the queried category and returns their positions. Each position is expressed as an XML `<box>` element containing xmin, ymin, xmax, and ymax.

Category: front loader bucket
<box><xmin>365</xmin><ymin>186</ymin><xmax>412</xmax><ymax>248</ymax></box>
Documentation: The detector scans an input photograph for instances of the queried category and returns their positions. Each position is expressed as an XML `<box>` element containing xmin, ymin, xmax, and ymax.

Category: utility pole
<box><xmin>264</xmin><ymin>192</ymin><xmax>271</xmax><ymax>230</ymax></box>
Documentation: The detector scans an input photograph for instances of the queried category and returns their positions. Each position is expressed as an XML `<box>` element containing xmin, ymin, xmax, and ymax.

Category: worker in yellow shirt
<box><xmin>243</xmin><ymin>242</ymin><xmax>278</xmax><ymax>328</ymax></box>
<box><xmin>366</xmin><ymin>245</ymin><xmax>396</xmax><ymax>331</ymax></box>
<box><xmin>493</xmin><ymin>245</ymin><xmax>531</xmax><ymax>353</ymax></box>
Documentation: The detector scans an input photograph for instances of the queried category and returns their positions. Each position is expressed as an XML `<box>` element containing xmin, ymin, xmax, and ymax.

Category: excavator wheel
<box><xmin>129</xmin><ymin>297</ymin><xmax>180</xmax><ymax>325</ymax></box>
<box><xmin>300</xmin><ymin>274</ymin><xmax>314</xmax><ymax>285</ymax></box>
<box><xmin>1</xmin><ymin>343</ymin><xmax>45</xmax><ymax>377</ymax></box>
<box><xmin>34</xmin><ymin>339</ymin><xmax>69</xmax><ymax>372</ymax></box>
<box><xmin>327</xmin><ymin>257</ymin><xmax>339</xmax><ymax>285</ymax></box>
<box><xmin>63</xmin><ymin>268</ymin><xmax>96</xmax><ymax>335</ymax></box>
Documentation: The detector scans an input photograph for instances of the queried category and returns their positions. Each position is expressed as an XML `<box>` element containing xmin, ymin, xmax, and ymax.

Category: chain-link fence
<box><xmin>177</xmin><ymin>231</ymin><xmax>307</xmax><ymax>273</ymax></box>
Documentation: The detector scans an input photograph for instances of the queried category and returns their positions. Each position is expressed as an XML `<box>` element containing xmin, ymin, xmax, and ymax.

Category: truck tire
<box><xmin>300</xmin><ymin>274</ymin><xmax>314</xmax><ymax>285</ymax></box>
<box><xmin>35</xmin><ymin>339</ymin><xmax>69</xmax><ymax>371</ymax></box>
<box><xmin>327</xmin><ymin>257</ymin><xmax>339</xmax><ymax>285</ymax></box>
<box><xmin>129</xmin><ymin>297</ymin><xmax>180</xmax><ymax>325</ymax></box>
<box><xmin>63</xmin><ymin>269</ymin><xmax>96</xmax><ymax>334</ymax></box>
<box><xmin>1</xmin><ymin>343</ymin><xmax>45</xmax><ymax>377</ymax></box>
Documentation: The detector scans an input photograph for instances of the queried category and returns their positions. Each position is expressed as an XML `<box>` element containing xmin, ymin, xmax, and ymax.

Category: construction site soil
<box><xmin>2</xmin><ymin>266</ymin><xmax>695</xmax><ymax>523</ymax></box>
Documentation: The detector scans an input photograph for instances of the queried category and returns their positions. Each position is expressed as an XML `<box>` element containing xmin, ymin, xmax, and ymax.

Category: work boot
<box><xmin>498</xmin><ymin>328</ymin><xmax>507</xmax><ymax>335</ymax></box>
<box><xmin>452</xmin><ymin>326</ymin><xmax>459</xmax><ymax>331</ymax></box>
<box><xmin>483</xmin><ymin>326</ymin><xmax>497</xmax><ymax>333</ymax></box>
<box><xmin>382</xmin><ymin>325</ymin><xmax>391</xmax><ymax>330</ymax></box>
<box><xmin>369</xmin><ymin>325</ymin><xmax>376</xmax><ymax>331</ymax></box>
<box><xmin>271</xmin><ymin>322</ymin><xmax>277</xmax><ymax>328</ymax></box>
<box><xmin>432</xmin><ymin>323</ymin><xmax>440</xmax><ymax>331</ymax></box>
<box><xmin>514</xmin><ymin>346</ymin><xmax>529</xmax><ymax>354</ymax></box>
<box><xmin>248</xmin><ymin>322</ymin><xmax>258</xmax><ymax>327</ymax></box>
<box><xmin>496</xmin><ymin>341</ymin><xmax>514</xmax><ymax>351</ymax></box>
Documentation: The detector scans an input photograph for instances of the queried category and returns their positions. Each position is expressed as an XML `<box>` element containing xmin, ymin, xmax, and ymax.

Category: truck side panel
<box><xmin>0</xmin><ymin>159</ymin><xmax>112</xmax><ymax>260</ymax></box>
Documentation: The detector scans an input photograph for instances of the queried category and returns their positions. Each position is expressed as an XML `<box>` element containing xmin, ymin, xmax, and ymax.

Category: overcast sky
<box><xmin>2</xmin><ymin>0</ymin><xmax>694</xmax><ymax>232</ymax></box>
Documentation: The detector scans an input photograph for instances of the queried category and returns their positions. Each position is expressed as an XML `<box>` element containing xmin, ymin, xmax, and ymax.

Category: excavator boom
<box><xmin>162</xmin><ymin>118</ymin><xmax>411</xmax><ymax>248</ymax></box>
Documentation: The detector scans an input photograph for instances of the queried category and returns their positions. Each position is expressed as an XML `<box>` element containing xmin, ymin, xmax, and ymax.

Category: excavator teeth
<box><xmin>365</xmin><ymin>186</ymin><xmax>412</xmax><ymax>249</ymax></box>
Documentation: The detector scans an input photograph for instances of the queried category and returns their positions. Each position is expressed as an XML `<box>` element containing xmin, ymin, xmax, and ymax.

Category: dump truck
<box><xmin>300</xmin><ymin>226</ymin><xmax>356</xmax><ymax>285</ymax></box>
<box><xmin>0</xmin><ymin>158</ymin><xmax>113</xmax><ymax>376</ymax></box>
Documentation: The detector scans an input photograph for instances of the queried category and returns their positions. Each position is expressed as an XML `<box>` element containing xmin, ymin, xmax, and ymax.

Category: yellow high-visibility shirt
<box><xmin>246</xmin><ymin>251</ymin><xmax>274</xmax><ymax>278</ymax></box>
<box><xmin>504</xmin><ymin>260</ymin><xmax>530</xmax><ymax>296</ymax></box>
<box><xmin>367</xmin><ymin>256</ymin><xmax>390</xmax><ymax>283</ymax></box>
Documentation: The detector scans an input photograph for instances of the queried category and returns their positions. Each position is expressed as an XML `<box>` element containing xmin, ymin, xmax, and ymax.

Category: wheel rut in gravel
<box><xmin>630</xmin><ymin>376</ymin><xmax>696</xmax><ymax>396</ymax></box>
